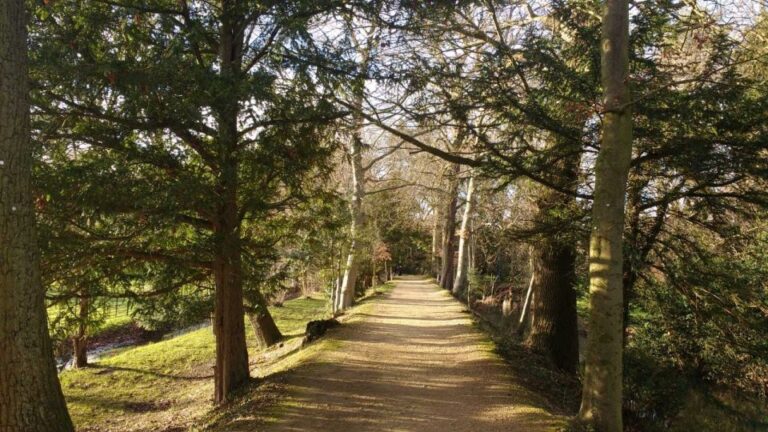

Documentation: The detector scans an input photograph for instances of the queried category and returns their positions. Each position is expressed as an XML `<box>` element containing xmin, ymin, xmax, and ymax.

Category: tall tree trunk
<box><xmin>526</xmin><ymin>242</ymin><xmax>579</xmax><ymax>373</ymax></box>
<box><xmin>431</xmin><ymin>201</ymin><xmax>441</xmax><ymax>278</ymax></box>
<box><xmin>452</xmin><ymin>175</ymin><xmax>476</xmax><ymax>295</ymax></box>
<box><xmin>212</xmin><ymin>174</ymin><xmax>250</xmax><ymax>404</ymax></box>
<box><xmin>72</xmin><ymin>293</ymin><xmax>89</xmax><ymax>368</ymax></box>
<box><xmin>336</xmin><ymin>133</ymin><xmax>365</xmax><ymax>312</ymax></box>
<box><xmin>525</xmin><ymin>137</ymin><xmax>581</xmax><ymax>373</ymax></box>
<box><xmin>578</xmin><ymin>0</ymin><xmax>632</xmax><ymax>429</ymax></box>
<box><xmin>246</xmin><ymin>291</ymin><xmax>282</xmax><ymax>349</ymax></box>
<box><xmin>371</xmin><ymin>255</ymin><xmax>377</xmax><ymax>287</ymax></box>
<box><xmin>0</xmin><ymin>1</ymin><xmax>75</xmax><ymax>429</ymax></box>
<box><xmin>468</xmin><ymin>219</ymin><xmax>476</xmax><ymax>275</ymax></box>
<box><xmin>212</xmin><ymin>4</ymin><xmax>249</xmax><ymax>404</ymax></box>
<box><xmin>439</xmin><ymin>163</ymin><xmax>460</xmax><ymax>290</ymax></box>
<box><xmin>336</xmin><ymin>45</ymin><xmax>369</xmax><ymax>312</ymax></box>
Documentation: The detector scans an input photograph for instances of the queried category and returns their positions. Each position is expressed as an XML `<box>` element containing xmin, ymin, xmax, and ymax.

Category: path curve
<box><xmin>262</xmin><ymin>277</ymin><xmax>564</xmax><ymax>431</ymax></box>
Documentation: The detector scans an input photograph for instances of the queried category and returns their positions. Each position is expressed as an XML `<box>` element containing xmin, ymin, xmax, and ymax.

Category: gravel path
<box><xmin>261</xmin><ymin>277</ymin><xmax>565</xmax><ymax>431</ymax></box>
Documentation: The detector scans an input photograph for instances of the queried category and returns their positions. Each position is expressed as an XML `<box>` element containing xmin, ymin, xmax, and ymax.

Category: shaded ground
<box><xmin>256</xmin><ymin>277</ymin><xmax>566</xmax><ymax>432</ymax></box>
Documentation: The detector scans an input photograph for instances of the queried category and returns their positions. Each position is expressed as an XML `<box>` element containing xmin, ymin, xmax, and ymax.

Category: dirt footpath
<box><xmin>261</xmin><ymin>277</ymin><xmax>566</xmax><ymax>432</ymax></box>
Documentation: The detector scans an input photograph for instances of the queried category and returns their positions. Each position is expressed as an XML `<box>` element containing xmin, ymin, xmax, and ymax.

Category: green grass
<box><xmin>49</xmin><ymin>298</ymin><xmax>135</xmax><ymax>341</ymax></box>
<box><xmin>265</xmin><ymin>295</ymin><xmax>328</xmax><ymax>337</ymax></box>
<box><xmin>576</xmin><ymin>295</ymin><xmax>589</xmax><ymax>319</ymax></box>
<box><xmin>60</xmin><ymin>295</ymin><xmax>330</xmax><ymax>431</ymax></box>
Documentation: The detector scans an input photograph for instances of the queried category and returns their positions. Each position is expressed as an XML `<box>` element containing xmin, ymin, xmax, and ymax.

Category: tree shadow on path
<box><xmin>219</xmin><ymin>278</ymin><xmax>567</xmax><ymax>432</ymax></box>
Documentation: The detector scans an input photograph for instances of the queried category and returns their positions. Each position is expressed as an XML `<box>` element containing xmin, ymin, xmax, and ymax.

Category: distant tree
<box><xmin>453</xmin><ymin>174</ymin><xmax>476</xmax><ymax>295</ymax></box>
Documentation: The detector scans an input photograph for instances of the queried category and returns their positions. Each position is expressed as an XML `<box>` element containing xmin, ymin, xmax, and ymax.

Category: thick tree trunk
<box><xmin>439</xmin><ymin>163</ymin><xmax>460</xmax><ymax>290</ymax></box>
<box><xmin>578</xmin><ymin>0</ymin><xmax>632</xmax><ymax>429</ymax></box>
<box><xmin>246</xmin><ymin>291</ymin><xmax>282</xmax><ymax>349</ymax></box>
<box><xmin>0</xmin><ymin>2</ymin><xmax>75</xmax><ymax>429</ymax></box>
<box><xmin>212</xmin><ymin>190</ymin><xmax>250</xmax><ymax>404</ymax></box>
<box><xmin>248</xmin><ymin>312</ymin><xmax>282</xmax><ymax>349</ymax></box>
<box><xmin>212</xmin><ymin>4</ymin><xmax>250</xmax><ymax>404</ymax></box>
<box><xmin>526</xmin><ymin>242</ymin><xmax>579</xmax><ymax>373</ymax></box>
<box><xmin>524</xmin><ymin>137</ymin><xmax>581</xmax><ymax>373</ymax></box>
<box><xmin>452</xmin><ymin>175</ymin><xmax>475</xmax><ymax>296</ymax></box>
<box><xmin>72</xmin><ymin>294</ymin><xmax>89</xmax><ymax>368</ymax></box>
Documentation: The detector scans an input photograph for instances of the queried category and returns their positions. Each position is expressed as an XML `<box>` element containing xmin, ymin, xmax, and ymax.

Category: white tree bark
<box><xmin>431</xmin><ymin>204</ymin><xmax>441</xmax><ymax>278</ymax></box>
<box><xmin>335</xmin><ymin>132</ymin><xmax>365</xmax><ymax>313</ymax></box>
<box><xmin>335</xmin><ymin>25</ymin><xmax>378</xmax><ymax>313</ymax></box>
<box><xmin>452</xmin><ymin>175</ymin><xmax>476</xmax><ymax>295</ymax></box>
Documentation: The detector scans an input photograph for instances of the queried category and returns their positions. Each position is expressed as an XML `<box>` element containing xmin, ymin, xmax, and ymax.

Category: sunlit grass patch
<box><xmin>61</xmin><ymin>295</ymin><xmax>330</xmax><ymax>431</ymax></box>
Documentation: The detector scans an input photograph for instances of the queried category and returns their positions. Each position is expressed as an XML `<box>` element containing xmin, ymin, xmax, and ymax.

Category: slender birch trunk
<box><xmin>336</xmin><ymin>99</ymin><xmax>366</xmax><ymax>312</ymax></box>
<box><xmin>431</xmin><ymin>206</ymin><xmax>441</xmax><ymax>278</ymax></box>
<box><xmin>0</xmin><ymin>1</ymin><xmax>75</xmax><ymax>428</ymax></box>
<box><xmin>518</xmin><ymin>270</ymin><xmax>535</xmax><ymax>329</ymax></box>
<box><xmin>578</xmin><ymin>0</ymin><xmax>632</xmax><ymax>428</ymax></box>
<box><xmin>452</xmin><ymin>175</ymin><xmax>476</xmax><ymax>295</ymax></box>
<box><xmin>336</xmin><ymin>30</ymin><xmax>374</xmax><ymax>312</ymax></box>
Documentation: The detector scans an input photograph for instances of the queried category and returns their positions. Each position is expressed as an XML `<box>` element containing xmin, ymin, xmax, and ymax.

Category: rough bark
<box><xmin>246</xmin><ymin>291</ymin><xmax>283</xmax><ymax>349</ymax></box>
<box><xmin>73</xmin><ymin>337</ymin><xmax>87</xmax><ymax>369</ymax></box>
<box><xmin>524</xmin><ymin>137</ymin><xmax>581</xmax><ymax>373</ymax></box>
<box><xmin>0</xmin><ymin>1</ymin><xmax>75</xmax><ymax>429</ymax></box>
<box><xmin>212</xmin><ymin>3</ymin><xmax>250</xmax><ymax>404</ymax></box>
<box><xmin>439</xmin><ymin>163</ymin><xmax>460</xmax><ymax>290</ymax></box>
<box><xmin>526</xmin><ymin>242</ymin><xmax>579</xmax><ymax>373</ymax></box>
<box><xmin>452</xmin><ymin>175</ymin><xmax>475</xmax><ymax>296</ymax></box>
<box><xmin>211</xmin><ymin>167</ymin><xmax>250</xmax><ymax>404</ymax></box>
<box><xmin>248</xmin><ymin>311</ymin><xmax>282</xmax><ymax>349</ymax></box>
<box><xmin>72</xmin><ymin>294</ymin><xmax>89</xmax><ymax>368</ymax></box>
<box><xmin>578</xmin><ymin>0</ymin><xmax>632</xmax><ymax>429</ymax></box>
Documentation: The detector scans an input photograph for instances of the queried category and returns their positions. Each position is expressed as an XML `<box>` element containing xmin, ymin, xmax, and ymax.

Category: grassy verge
<box><xmin>462</xmin><ymin>290</ymin><xmax>581</xmax><ymax>418</ymax></box>
<box><xmin>60</xmin><ymin>295</ymin><xmax>329</xmax><ymax>432</ymax></box>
